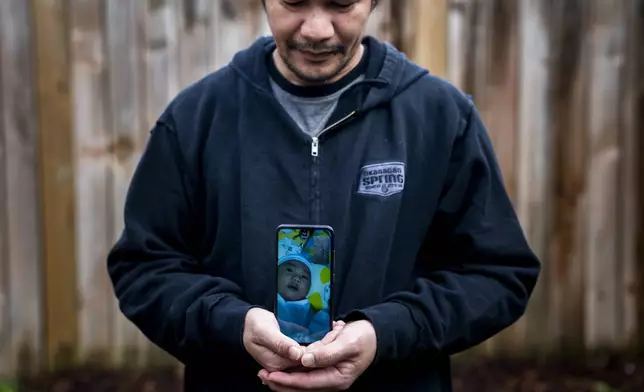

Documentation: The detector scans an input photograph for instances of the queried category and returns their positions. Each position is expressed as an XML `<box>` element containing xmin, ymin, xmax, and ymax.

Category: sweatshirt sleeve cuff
<box><xmin>206</xmin><ymin>295</ymin><xmax>257</xmax><ymax>351</ymax></box>
<box><xmin>342</xmin><ymin>301</ymin><xmax>417</xmax><ymax>364</ymax></box>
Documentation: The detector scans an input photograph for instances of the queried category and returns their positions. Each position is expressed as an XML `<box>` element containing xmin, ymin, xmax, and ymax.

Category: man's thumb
<box><xmin>259</xmin><ymin>328</ymin><xmax>303</xmax><ymax>361</ymax></box>
<box><xmin>301</xmin><ymin>340</ymin><xmax>350</xmax><ymax>368</ymax></box>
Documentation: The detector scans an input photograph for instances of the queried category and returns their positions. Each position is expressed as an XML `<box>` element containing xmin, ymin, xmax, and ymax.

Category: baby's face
<box><xmin>278</xmin><ymin>260</ymin><xmax>311</xmax><ymax>301</ymax></box>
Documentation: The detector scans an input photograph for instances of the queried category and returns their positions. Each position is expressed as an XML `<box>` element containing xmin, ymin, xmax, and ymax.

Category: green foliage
<box><xmin>593</xmin><ymin>381</ymin><xmax>615</xmax><ymax>392</ymax></box>
<box><xmin>0</xmin><ymin>382</ymin><xmax>16</xmax><ymax>392</ymax></box>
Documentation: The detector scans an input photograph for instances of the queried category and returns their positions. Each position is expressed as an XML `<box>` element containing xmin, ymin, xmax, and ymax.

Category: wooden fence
<box><xmin>0</xmin><ymin>0</ymin><xmax>642</xmax><ymax>377</ymax></box>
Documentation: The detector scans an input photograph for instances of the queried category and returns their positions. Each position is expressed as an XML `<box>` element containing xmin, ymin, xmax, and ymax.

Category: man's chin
<box><xmin>297</xmin><ymin>72</ymin><xmax>342</xmax><ymax>85</ymax></box>
<box><xmin>289</xmin><ymin>63</ymin><xmax>346</xmax><ymax>84</ymax></box>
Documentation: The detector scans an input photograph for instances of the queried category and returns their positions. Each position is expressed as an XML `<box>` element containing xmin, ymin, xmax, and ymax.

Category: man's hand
<box><xmin>258</xmin><ymin>320</ymin><xmax>377</xmax><ymax>391</ymax></box>
<box><xmin>242</xmin><ymin>307</ymin><xmax>304</xmax><ymax>372</ymax></box>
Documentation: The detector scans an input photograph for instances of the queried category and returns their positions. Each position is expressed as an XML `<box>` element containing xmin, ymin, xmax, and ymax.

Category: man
<box><xmin>107</xmin><ymin>0</ymin><xmax>541</xmax><ymax>391</ymax></box>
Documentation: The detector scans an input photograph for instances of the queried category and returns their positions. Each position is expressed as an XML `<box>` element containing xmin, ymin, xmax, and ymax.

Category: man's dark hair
<box><xmin>261</xmin><ymin>0</ymin><xmax>380</xmax><ymax>10</ymax></box>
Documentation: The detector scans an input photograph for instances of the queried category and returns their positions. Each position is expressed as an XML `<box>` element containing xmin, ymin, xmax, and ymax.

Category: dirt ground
<box><xmin>451</xmin><ymin>355</ymin><xmax>643</xmax><ymax>392</ymax></box>
<box><xmin>12</xmin><ymin>355</ymin><xmax>644</xmax><ymax>392</ymax></box>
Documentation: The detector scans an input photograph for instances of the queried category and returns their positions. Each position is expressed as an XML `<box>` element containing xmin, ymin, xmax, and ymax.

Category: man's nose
<box><xmin>300</xmin><ymin>10</ymin><xmax>334</xmax><ymax>42</ymax></box>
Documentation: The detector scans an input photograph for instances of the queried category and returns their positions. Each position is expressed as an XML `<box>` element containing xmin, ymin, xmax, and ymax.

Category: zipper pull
<box><xmin>311</xmin><ymin>137</ymin><xmax>319</xmax><ymax>157</ymax></box>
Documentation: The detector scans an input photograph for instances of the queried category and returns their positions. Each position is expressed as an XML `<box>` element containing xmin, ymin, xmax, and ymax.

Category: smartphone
<box><xmin>275</xmin><ymin>224</ymin><xmax>334</xmax><ymax>345</ymax></box>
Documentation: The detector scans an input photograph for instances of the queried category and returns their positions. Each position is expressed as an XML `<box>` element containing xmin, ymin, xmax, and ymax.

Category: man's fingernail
<box><xmin>302</xmin><ymin>353</ymin><xmax>315</xmax><ymax>367</ymax></box>
<box><xmin>289</xmin><ymin>346</ymin><xmax>301</xmax><ymax>360</ymax></box>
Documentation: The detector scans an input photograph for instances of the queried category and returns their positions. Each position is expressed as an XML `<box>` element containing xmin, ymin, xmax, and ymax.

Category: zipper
<box><xmin>310</xmin><ymin>110</ymin><xmax>358</xmax><ymax>223</ymax></box>
<box><xmin>311</xmin><ymin>137</ymin><xmax>319</xmax><ymax>156</ymax></box>
<box><xmin>310</xmin><ymin>111</ymin><xmax>357</xmax><ymax>157</ymax></box>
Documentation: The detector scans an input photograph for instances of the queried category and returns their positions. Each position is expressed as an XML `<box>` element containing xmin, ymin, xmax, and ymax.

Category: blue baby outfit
<box><xmin>277</xmin><ymin>243</ymin><xmax>331</xmax><ymax>343</ymax></box>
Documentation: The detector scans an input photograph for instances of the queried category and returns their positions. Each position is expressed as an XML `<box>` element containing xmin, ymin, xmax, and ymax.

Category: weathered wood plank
<box><xmin>69</xmin><ymin>0</ymin><xmax>113</xmax><ymax>367</ymax></box>
<box><xmin>0</xmin><ymin>0</ymin><xmax>43</xmax><ymax>377</ymax></box>
<box><xmin>446</xmin><ymin>0</ymin><xmax>470</xmax><ymax>89</ymax></box>
<box><xmin>255</xmin><ymin>0</ymin><xmax>274</xmax><ymax>38</ymax></box>
<box><xmin>248</xmin><ymin>0</ymin><xmax>270</xmax><ymax>39</ymax></box>
<box><xmin>211</xmin><ymin>0</ymin><xmax>258</xmax><ymax>70</ymax></box>
<box><xmin>463</xmin><ymin>0</ymin><xmax>523</xmax><ymax>356</ymax></box>
<box><xmin>144</xmin><ymin>0</ymin><xmax>181</xmax><ymax>126</ymax></box>
<box><xmin>0</xmin><ymin>4</ymin><xmax>11</xmax><ymax>376</ymax></box>
<box><xmin>128</xmin><ymin>1</ymin><xmax>150</xmax><ymax>150</ymax></box>
<box><xmin>462</xmin><ymin>0</ymin><xmax>519</xmax><ymax>201</ymax></box>
<box><xmin>387</xmin><ymin>0</ymin><xmax>412</xmax><ymax>56</ymax></box>
<box><xmin>544</xmin><ymin>0</ymin><xmax>589</xmax><ymax>355</ymax></box>
<box><xmin>515</xmin><ymin>0</ymin><xmax>554</xmax><ymax>356</ymax></box>
<box><xmin>584</xmin><ymin>0</ymin><xmax>628</xmax><ymax>351</ymax></box>
<box><xmin>411</xmin><ymin>0</ymin><xmax>447</xmax><ymax>77</ymax></box>
<box><xmin>105</xmin><ymin>0</ymin><xmax>149</xmax><ymax>368</ymax></box>
<box><xmin>31</xmin><ymin>0</ymin><xmax>78</xmax><ymax>370</ymax></box>
<box><xmin>365</xmin><ymin>0</ymin><xmax>394</xmax><ymax>42</ymax></box>
<box><xmin>444</xmin><ymin>1</ymin><xmax>487</xmax><ymax>361</ymax></box>
<box><xmin>629</xmin><ymin>0</ymin><xmax>644</xmax><ymax>352</ymax></box>
<box><xmin>0</xmin><ymin>66</ymin><xmax>8</xmax><ymax>375</ymax></box>
<box><xmin>178</xmin><ymin>0</ymin><xmax>214</xmax><ymax>87</ymax></box>
<box><xmin>619</xmin><ymin>0</ymin><xmax>642</xmax><ymax>351</ymax></box>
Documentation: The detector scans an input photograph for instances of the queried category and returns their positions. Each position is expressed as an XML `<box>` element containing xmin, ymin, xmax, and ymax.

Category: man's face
<box><xmin>278</xmin><ymin>260</ymin><xmax>311</xmax><ymax>301</ymax></box>
<box><xmin>265</xmin><ymin>0</ymin><xmax>373</xmax><ymax>85</ymax></box>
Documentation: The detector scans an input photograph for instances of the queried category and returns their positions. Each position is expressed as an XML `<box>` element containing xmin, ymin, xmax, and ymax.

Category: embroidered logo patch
<box><xmin>357</xmin><ymin>162</ymin><xmax>405</xmax><ymax>197</ymax></box>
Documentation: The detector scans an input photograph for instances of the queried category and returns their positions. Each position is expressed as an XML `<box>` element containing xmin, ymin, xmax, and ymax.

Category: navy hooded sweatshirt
<box><xmin>107</xmin><ymin>36</ymin><xmax>540</xmax><ymax>391</ymax></box>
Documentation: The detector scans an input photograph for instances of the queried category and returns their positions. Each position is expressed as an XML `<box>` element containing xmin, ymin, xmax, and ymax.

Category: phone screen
<box><xmin>276</xmin><ymin>225</ymin><xmax>333</xmax><ymax>345</ymax></box>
